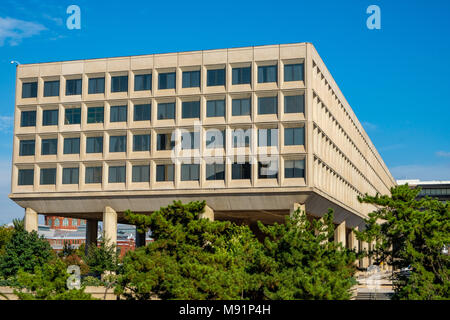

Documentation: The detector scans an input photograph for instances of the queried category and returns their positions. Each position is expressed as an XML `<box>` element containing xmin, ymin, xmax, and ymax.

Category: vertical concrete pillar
<box><xmin>290</xmin><ymin>202</ymin><xmax>305</xmax><ymax>216</ymax></box>
<box><xmin>334</xmin><ymin>221</ymin><xmax>346</xmax><ymax>248</ymax></box>
<box><xmin>103</xmin><ymin>206</ymin><xmax>117</xmax><ymax>247</ymax></box>
<box><xmin>199</xmin><ymin>204</ymin><xmax>214</xmax><ymax>221</ymax></box>
<box><xmin>135</xmin><ymin>227</ymin><xmax>146</xmax><ymax>248</ymax></box>
<box><xmin>348</xmin><ymin>228</ymin><xmax>358</xmax><ymax>251</ymax></box>
<box><xmin>85</xmin><ymin>219</ymin><xmax>98</xmax><ymax>255</ymax></box>
<box><xmin>361</xmin><ymin>241</ymin><xmax>369</xmax><ymax>268</ymax></box>
<box><xmin>24</xmin><ymin>208</ymin><xmax>38</xmax><ymax>232</ymax></box>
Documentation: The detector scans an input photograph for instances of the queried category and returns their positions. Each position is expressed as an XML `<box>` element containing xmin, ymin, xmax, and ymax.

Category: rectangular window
<box><xmin>109</xmin><ymin>136</ymin><xmax>126</xmax><ymax>152</ymax></box>
<box><xmin>133</xmin><ymin>134</ymin><xmax>150</xmax><ymax>151</ymax></box>
<box><xmin>258</xmin><ymin>161</ymin><xmax>278</xmax><ymax>179</ymax></box>
<box><xmin>181</xmin><ymin>164</ymin><xmax>199</xmax><ymax>181</ymax></box>
<box><xmin>284</xmin><ymin>95</ymin><xmax>304</xmax><ymax>114</ymax></box>
<box><xmin>44</xmin><ymin>80</ymin><xmax>60</xmax><ymax>97</ymax></box>
<box><xmin>232</xmin><ymin>162</ymin><xmax>251</xmax><ymax>180</ymax></box>
<box><xmin>21</xmin><ymin>111</ymin><xmax>36</xmax><ymax>127</ymax></box>
<box><xmin>206</xmin><ymin>163</ymin><xmax>225</xmax><ymax>181</ymax></box>
<box><xmin>66</xmin><ymin>79</ymin><xmax>82</xmax><ymax>95</ymax></box>
<box><xmin>108</xmin><ymin>166</ymin><xmax>126</xmax><ymax>183</ymax></box>
<box><xmin>111</xmin><ymin>75</ymin><xmax>128</xmax><ymax>93</ymax></box>
<box><xmin>63</xmin><ymin>137</ymin><xmax>80</xmax><ymax>154</ymax></box>
<box><xmin>134</xmin><ymin>74</ymin><xmax>152</xmax><ymax>91</ymax></box>
<box><xmin>62</xmin><ymin>167</ymin><xmax>79</xmax><ymax>184</ymax></box>
<box><xmin>284</xmin><ymin>127</ymin><xmax>305</xmax><ymax>146</ymax></box>
<box><xmin>258</xmin><ymin>96</ymin><xmax>277</xmax><ymax>115</ymax></box>
<box><xmin>232</xmin><ymin>67</ymin><xmax>251</xmax><ymax>85</ymax></box>
<box><xmin>87</xmin><ymin>107</ymin><xmax>104</xmax><ymax>124</ymax></box>
<box><xmin>132</xmin><ymin>165</ymin><xmax>150</xmax><ymax>182</ymax></box>
<box><xmin>157</xmin><ymin>133</ymin><xmax>174</xmax><ymax>150</ymax></box>
<box><xmin>134</xmin><ymin>104</ymin><xmax>151</xmax><ymax>121</ymax></box>
<box><xmin>156</xmin><ymin>164</ymin><xmax>174</xmax><ymax>182</ymax></box>
<box><xmin>207</xmin><ymin>69</ymin><xmax>225</xmax><ymax>86</ymax></box>
<box><xmin>86</xmin><ymin>136</ymin><xmax>103</xmax><ymax>153</ymax></box>
<box><xmin>41</xmin><ymin>139</ymin><xmax>57</xmax><ymax>155</ymax></box>
<box><xmin>232</xmin><ymin>98</ymin><xmax>251</xmax><ymax>116</ymax></box>
<box><xmin>285</xmin><ymin>159</ymin><xmax>305</xmax><ymax>178</ymax></box>
<box><xmin>232</xmin><ymin>129</ymin><xmax>251</xmax><ymax>148</ymax></box>
<box><xmin>258</xmin><ymin>128</ymin><xmax>278</xmax><ymax>147</ymax></box>
<box><xmin>181</xmin><ymin>131</ymin><xmax>199</xmax><ymax>150</ymax></box>
<box><xmin>206</xmin><ymin>99</ymin><xmax>225</xmax><ymax>117</ymax></box>
<box><xmin>19</xmin><ymin>140</ymin><xmax>35</xmax><ymax>156</ymax></box>
<box><xmin>40</xmin><ymin>168</ymin><xmax>56</xmax><ymax>185</ymax></box>
<box><xmin>158</xmin><ymin>72</ymin><xmax>176</xmax><ymax>90</ymax></box>
<box><xmin>182</xmin><ymin>101</ymin><xmax>200</xmax><ymax>119</ymax></box>
<box><xmin>65</xmin><ymin>108</ymin><xmax>81</xmax><ymax>125</ymax></box>
<box><xmin>110</xmin><ymin>105</ymin><xmax>127</xmax><ymax>122</ymax></box>
<box><xmin>22</xmin><ymin>82</ymin><xmax>37</xmax><ymax>98</ymax></box>
<box><xmin>42</xmin><ymin>109</ymin><xmax>58</xmax><ymax>126</ymax></box>
<box><xmin>206</xmin><ymin>129</ymin><xmax>225</xmax><ymax>149</ymax></box>
<box><xmin>18</xmin><ymin>169</ymin><xmax>34</xmax><ymax>186</ymax></box>
<box><xmin>85</xmin><ymin>167</ymin><xmax>102</xmax><ymax>184</ymax></box>
<box><xmin>284</xmin><ymin>64</ymin><xmax>304</xmax><ymax>82</ymax></box>
<box><xmin>182</xmin><ymin>70</ymin><xmax>200</xmax><ymax>88</ymax></box>
<box><xmin>88</xmin><ymin>77</ymin><xmax>105</xmax><ymax>94</ymax></box>
<box><xmin>258</xmin><ymin>65</ymin><xmax>277</xmax><ymax>83</ymax></box>
<box><xmin>157</xmin><ymin>102</ymin><xmax>175</xmax><ymax>120</ymax></box>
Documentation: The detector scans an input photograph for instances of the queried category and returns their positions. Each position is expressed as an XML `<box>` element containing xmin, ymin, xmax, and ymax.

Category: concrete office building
<box><xmin>9</xmin><ymin>43</ymin><xmax>396</xmax><ymax>263</ymax></box>
<box><xmin>397</xmin><ymin>179</ymin><xmax>450</xmax><ymax>202</ymax></box>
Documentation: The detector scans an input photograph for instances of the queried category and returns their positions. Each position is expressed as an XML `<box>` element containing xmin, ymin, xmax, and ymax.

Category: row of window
<box><xmin>18</xmin><ymin>127</ymin><xmax>305</xmax><ymax>155</ymax></box>
<box><xmin>19</xmin><ymin>95</ymin><xmax>304</xmax><ymax>127</ymax></box>
<box><xmin>21</xmin><ymin>63</ymin><xmax>304</xmax><ymax>98</ymax></box>
<box><xmin>17</xmin><ymin>159</ymin><xmax>305</xmax><ymax>185</ymax></box>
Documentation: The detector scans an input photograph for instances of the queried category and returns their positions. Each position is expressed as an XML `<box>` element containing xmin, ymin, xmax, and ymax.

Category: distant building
<box><xmin>45</xmin><ymin>215</ymin><xmax>86</xmax><ymax>230</ymax></box>
<box><xmin>397</xmin><ymin>180</ymin><xmax>450</xmax><ymax>202</ymax></box>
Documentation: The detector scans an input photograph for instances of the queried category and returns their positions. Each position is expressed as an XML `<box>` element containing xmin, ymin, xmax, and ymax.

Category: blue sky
<box><xmin>0</xmin><ymin>0</ymin><xmax>449</xmax><ymax>224</ymax></box>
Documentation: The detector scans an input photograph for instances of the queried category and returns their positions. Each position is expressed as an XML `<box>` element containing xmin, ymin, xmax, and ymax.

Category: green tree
<box><xmin>356</xmin><ymin>184</ymin><xmax>450</xmax><ymax>300</ymax></box>
<box><xmin>0</xmin><ymin>224</ymin><xmax>14</xmax><ymax>256</ymax></box>
<box><xmin>0</xmin><ymin>219</ymin><xmax>53</xmax><ymax>278</ymax></box>
<box><xmin>13</xmin><ymin>258</ymin><xmax>95</xmax><ymax>300</ymax></box>
<box><xmin>84</xmin><ymin>236</ymin><xmax>119</xmax><ymax>277</ymax></box>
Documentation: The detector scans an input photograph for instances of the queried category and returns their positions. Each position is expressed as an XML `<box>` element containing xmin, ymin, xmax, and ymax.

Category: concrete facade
<box><xmin>10</xmin><ymin>43</ymin><xmax>396</xmax><ymax>264</ymax></box>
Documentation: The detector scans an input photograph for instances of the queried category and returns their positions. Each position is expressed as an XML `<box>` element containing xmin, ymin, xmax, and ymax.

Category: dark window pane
<box><xmin>157</xmin><ymin>133</ymin><xmax>174</xmax><ymax>150</ymax></box>
<box><xmin>22</xmin><ymin>82</ymin><xmax>37</xmax><ymax>98</ymax></box>
<box><xmin>258</xmin><ymin>161</ymin><xmax>278</xmax><ymax>179</ymax></box>
<box><xmin>133</xmin><ymin>134</ymin><xmax>150</xmax><ymax>151</ymax></box>
<box><xmin>62</xmin><ymin>167</ymin><xmax>79</xmax><ymax>184</ymax></box>
<box><xmin>19</xmin><ymin>140</ymin><xmax>35</xmax><ymax>156</ymax></box>
<box><xmin>285</xmin><ymin>159</ymin><xmax>305</xmax><ymax>178</ymax></box>
<box><xmin>109</xmin><ymin>136</ymin><xmax>126</xmax><ymax>152</ymax></box>
<box><xmin>232</xmin><ymin>67</ymin><xmax>251</xmax><ymax>85</ymax></box>
<box><xmin>40</xmin><ymin>168</ymin><xmax>56</xmax><ymax>185</ymax></box>
<box><xmin>206</xmin><ymin>163</ymin><xmax>225</xmax><ymax>180</ymax></box>
<box><xmin>284</xmin><ymin>64</ymin><xmax>304</xmax><ymax>82</ymax></box>
<box><xmin>284</xmin><ymin>95</ymin><xmax>304</xmax><ymax>113</ymax></box>
<box><xmin>87</xmin><ymin>107</ymin><xmax>104</xmax><ymax>124</ymax></box>
<box><xmin>206</xmin><ymin>130</ymin><xmax>225</xmax><ymax>149</ymax></box>
<box><xmin>86</xmin><ymin>136</ymin><xmax>103</xmax><ymax>153</ymax></box>
<box><xmin>134</xmin><ymin>74</ymin><xmax>152</xmax><ymax>91</ymax></box>
<box><xmin>85</xmin><ymin>167</ymin><xmax>102</xmax><ymax>183</ymax></box>
<box><xmin>258</xmin><ymin>128</ymin><xmax>278</xmax><ymax>147</ymax></box>
<box><xmin>232</xmin><ymin>163</ymin><xmax>251</xmax><ymax>180</ymax></box>
<box><xmin>64</xmin><ymin>108</ymin><xmax>81</xmax><ymax>125</ymax></box>
<box><xmin>41</xmin><ymin>139</ymin><xmax>57</xmax><ymax>155</ymax></box>
<box><xmin>284</xmin><ymin>127</ymin><xmax>304</xmax><ymax>146</ymax></box>
<box><xmin>232</xmin><ymin>128</ymin><xmax>251</xmax><ymax>148</ymax></box>
<box><xmin>110</xmin><ymin>105</ymin><xmax>127</xmax><ymax>122</ymax></box>
<box><xmin>232</xmin><ymin>98</ymin><xmax>251</xmax><ymax>116</ymax></box>
<box><xmin>258</xmin><ymin>96</ymin><xmax>277</xmax><ymax>115</ymax></box>
<box><xmin>206</xmin><ymin>100</ymin><xmax>225</xmax><ymax>117</ymax></box>
<box><xmin>182</xmin><ymin>101</ymin><xmax>200</xmax><ymax>119</ymax></box>
<box><xmin>156</xmin><ymin>164</ymin><xmax>174</xmax><ymax>182</ymax></box>
<box><xmin>258</xmin><ymin>65</ymin><xmax>277</xmax><ymax>83</ymax></box>
<box><xmin>181</xmin><ymin>164</ymin><xmax>199</xmax><ymax>181</ymax></box>
<box><xmin>111</xmin><ymin>76</ymin><xmax>128</xmax><ymax>93</ymax></box>
<box><xmin>157</xmin><ymin>103</ymin><xmax>175</xmax><ymax>120</ymax></box>
<box><xmin>88</xmin><ymin>77</ymin><xmax>105</xmax><ymax>94</ymax></box>
<box><xmin>63</xmin><ymin>137</ymin><xmax>80</xmax><ymax>154</ymax></box>
<box><xmin>66</xmin><ymin>79</ymin><xmax>82</xmax><ymax>95</ymax></box>
<box><xmin>43</xmin><ymin>109</ymin><xmax>58</xmax><ymax>126</ymax></box>
<box><xmin>18</xmin><ymin>169</ymin><xmax>34</xmax><ymax>185</ymax></box>
<box><xmin>134</xmin><ymin>104</ymin><xmax>151</xmax><ymax>121</ymax></box>
<box><xmin>158</xmin><ymin>72</ymin><xmax>176</xmax><ymax>89</ymax></box>
<box><xmin>44</xmin><ymin>81</ymin><xmax>60</xmax><ymax>97</ymax></box>
<box><xmin>132</xmin><ymin>165</ymin><xmax>149</xmax><ymax>182</ymax></box>
<box><xmin>182</xmin><ymin>71</ymin><xmax>200</xmax><ymax>88</ymax></box>
<box><xmin>108</xmin><ymin>166</ymin><xmax>126</xmax><ymax>183</ymax></box>
<box><xmin>21</xmin><ymin>111</ymin><xmax>36</xmax><ymax>127</ymax></box>
<box><xmin>207</xmin><ymin>69</ymin><xmax>225</xmax><ymax>86</ymax></box>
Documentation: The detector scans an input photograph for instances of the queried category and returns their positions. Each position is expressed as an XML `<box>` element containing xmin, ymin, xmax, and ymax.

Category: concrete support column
<box><xmin>199</xmin><ymin>204</ymin><xmax>214</xmax><ymax>221</ymax></box>
<box><xmin>103</xmin><ymin>206</ymin><xmax>117</xmax><ymax>247</ymax></box>
<box><xmin>361</xmin><ymin>241</ymin><xmax>369</xmax><ymax>268</ymax></box>
<box><xmin>334</xmin><ymin>221</ymin><xmax>346</xmax><ymax>248</ymax></box>
<box><xmin>348</xmin><ymin>228</ymin><xmax>358</xmax><ymax>251</ymax></box>
<box><xmin>24</xmin><ymin>208</ymin><xmax>38</xmax><ymax>232</ymax></box>
<box><xmin>135</xmin><ymin>227</ymin><xmax>146</xmax><ymax>248</ymax></box>
<box><xmin>85</xmin><ymin>220</ymin><xmax>98</xmax><ymax>255</ymax></box>
<box><xmin>290</xmin><ymin>202</ymin><xmax>305</xmax><ymax>216</ymax></box>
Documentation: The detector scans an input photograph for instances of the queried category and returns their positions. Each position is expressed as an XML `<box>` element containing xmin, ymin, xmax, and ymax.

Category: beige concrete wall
<box><xmin>0</xmin><ymin>286</ymin><xmax>117</xmax><ymax>300</ymax></box>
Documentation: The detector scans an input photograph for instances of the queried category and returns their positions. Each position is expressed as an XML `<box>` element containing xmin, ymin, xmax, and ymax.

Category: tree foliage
<box><xmin>115</xmin><ymin>201</ymin><xmax>357</xmax><ymax>300</ymax></box>
<box><xmin>356</xmin><ymin>184</ymin><xmax>450</xmax><ymax>300</ymax></box>
<box><xmin>84</xmin><ymin>236</ymin><xmax>119</xmax><ymax>277</ymax></box>
<box><xmin>0</xmin><ymin>219</ymin><xmax>53</xmax><ymax>278</ymax></box>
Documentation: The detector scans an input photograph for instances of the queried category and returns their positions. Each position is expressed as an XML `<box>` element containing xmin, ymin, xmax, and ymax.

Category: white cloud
<box><xmin>389</xmin><ymin>164</ymin><xmax>450</xmax><ymax>181</ymax></box>
<box><xmin>0</xmin><ymin>115</ymin><xmax>14</xmax><ymax>133</ymax></box>
<box><xmin>436</xmin><ymin>151</ymin><xmax>450</xmax><ymax>158</ymax></box>
<box><xmin>0</xmin><ymin>16</ymin><xmax>46</xmax><ymax>46</ymax></box>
